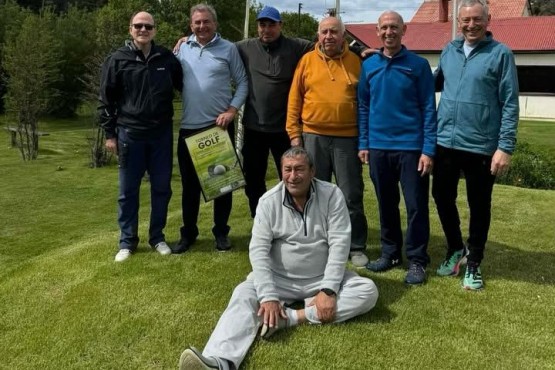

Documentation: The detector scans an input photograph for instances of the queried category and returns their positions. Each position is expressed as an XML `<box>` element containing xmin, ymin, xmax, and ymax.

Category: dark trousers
<box><xmin>117</xmin><ymin>127</ymin><xmax>173</xmax><ymax>250</ymax></box>
<box><xmin>432</xmin><ymin>145</ymin><xmax>496</xmax><ymax>264</ymax></box>
<box><xmin>304</xmin><ymin>133</ymin><xmax>368</xmax><ymax>250</ymax></box>
<box><xmin>241</xmin><ymin>128</ymin><xmax>290</xmax><ymax>217</ymax></box>
<box><xmin>177</xmin><ymin>124</ymin><xmax>235</xmax><ymax>240</ymax></box>
<box><xmin>369</xmin><ymin>150</ymin><xmax>430</xmax><ymax>266</ymax></box>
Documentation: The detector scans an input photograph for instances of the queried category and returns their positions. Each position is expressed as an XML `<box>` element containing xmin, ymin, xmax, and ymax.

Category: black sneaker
<box><xmin>405</xmin><ymin>262</ymin><xmax>426</xmax><ymax>285</ymax></box>
<box><xmin>172</xmin><ymin>237</ymin><xmax>196</xmax><ymax>254</ymax></box>
<box><xmin>215</xmin><ymin>236</ymin><xmax>231</xmax><ymax>252</ymax></box>
<box><xmin>366</xmin><ymin>257</ymin><xmax>402</xmax><ymax>272</ymax></box>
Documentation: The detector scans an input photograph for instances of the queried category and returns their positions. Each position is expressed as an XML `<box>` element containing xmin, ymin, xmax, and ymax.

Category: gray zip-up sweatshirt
<box><xmin>249</xmin><ymin>178</ymin><xmax>351</xmax><ymax>303</ymax></box>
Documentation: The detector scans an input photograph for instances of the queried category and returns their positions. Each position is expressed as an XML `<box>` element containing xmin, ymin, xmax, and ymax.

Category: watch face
<box><xmin>321</xmin><ymin>288</ymin><xmax>335</xmax><ymax>296</ymax></box>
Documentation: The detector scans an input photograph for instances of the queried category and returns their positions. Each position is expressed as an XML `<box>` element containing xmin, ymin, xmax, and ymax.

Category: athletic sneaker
<box><xmin>178</xmin><ymin>347</ymin><xmax>219</xmax><ymax>370</ymax></box>
<box><xmin>154</xmin><ymin>241</ymin><xmax>172</xmax><ymax>256</ymax></box>
<box><xmin>436</xmin><ymin>248</ymin><xmax>466</xmax><ymax>276</ymax></box>
<box><xmin>366</xmin><ymin>256</ymin><xmax>402</xmax><ymax>272</ymax></box>
<box><xmin>462</xmin><ymin>264</ymin><xmax>484</xmax><ymax>290</ymax></box>
<box><xmin>114</xmin><ymin>249</ymin><xmax>132</xmax><ymax>262</ymax></box>
<box><xmin>349</xmin><ymin>251</ymin><xmax>369</xmax><ymax>268</ymax></box>
<box><xmin>404</xmin><ymin>262</ymin><xmax>426</xmax><ymax>285</ymax></box>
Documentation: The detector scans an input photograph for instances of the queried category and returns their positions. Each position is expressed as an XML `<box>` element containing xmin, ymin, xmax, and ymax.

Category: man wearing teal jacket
<box><xmin>432</xmin><ymin>0</ymin><xmax>519</xmax><ymax>290</ymax></box>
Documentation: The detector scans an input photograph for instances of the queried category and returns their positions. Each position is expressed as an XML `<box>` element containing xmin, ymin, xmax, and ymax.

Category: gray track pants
<box><xmin>202</xmin><ymin>270</ymin><xmax>378</xmax><ymax>369</ymax></box>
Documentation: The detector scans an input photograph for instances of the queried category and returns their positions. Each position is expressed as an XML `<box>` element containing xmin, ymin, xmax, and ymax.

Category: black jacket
<box><xmin>99</xmin><ymin>40</ymin><xmax>183</xmax><ymax>139</ymax></box>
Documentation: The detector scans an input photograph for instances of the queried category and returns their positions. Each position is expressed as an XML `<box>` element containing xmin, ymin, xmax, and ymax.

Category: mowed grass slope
<box><xmin>1</xmin><ymin>117</ymin><xmax>554</xmax><ymax>369</ymax></box>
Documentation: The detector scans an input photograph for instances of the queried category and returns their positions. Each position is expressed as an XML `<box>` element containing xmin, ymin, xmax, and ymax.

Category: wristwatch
<box><xmin>320</xmin><ymin>288</ymin><xmax>336</xmax><ymax>296</ymax></box>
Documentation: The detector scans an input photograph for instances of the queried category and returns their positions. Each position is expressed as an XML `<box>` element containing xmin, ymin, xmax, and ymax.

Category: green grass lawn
<box><xmin>1</xmin><ymin>117</ymin><xmax>554</xmax><ymax>369</ymax></box>
<box><xmin>518</xmin><ymin>119</ymin><xmax>555</xmax><ymax>156</ymax></box>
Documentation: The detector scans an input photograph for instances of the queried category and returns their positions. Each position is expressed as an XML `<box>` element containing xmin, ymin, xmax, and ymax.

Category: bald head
<box><xmin>378</xmin><ymin>10</ymin><xmax>404</xmax><ymax>28</ymax></box>
<box><xmin>376</xmin><ymin>10</ymin><xmax>406</xmax><ymax>57</ymax></box>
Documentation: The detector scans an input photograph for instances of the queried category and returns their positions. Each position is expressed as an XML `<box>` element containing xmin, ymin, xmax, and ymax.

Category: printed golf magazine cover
<box><xmin>185</xmin><ymin>126</ymin><xmax>245</xmax><ymax>202</ymax></box>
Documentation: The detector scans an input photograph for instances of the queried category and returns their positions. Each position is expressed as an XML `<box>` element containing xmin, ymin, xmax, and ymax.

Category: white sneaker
<box><xmin>154</xmin><ymin>241</ymin><xmax>171</xmax><ymax>256</ymax></box>
<box><xmin>350</xmin><ymin>251</ymin><xmax>369</xmax><ymax>268</ymax></box>
<box><xmin>114</xmin><ymin>249</ymin><xmax>132</xmax><ymax>262</ymax></box>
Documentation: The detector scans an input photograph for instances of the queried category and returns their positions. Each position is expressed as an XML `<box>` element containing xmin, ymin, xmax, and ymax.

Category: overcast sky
<box><xmin>260</xmin><ymin>0</ymin><xmax>423</xmax><ymax>23</ymax></box>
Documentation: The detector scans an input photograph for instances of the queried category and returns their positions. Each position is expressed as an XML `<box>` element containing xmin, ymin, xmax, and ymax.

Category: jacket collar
<box><xmin>282</xmin><ymin>180</ymin><xmax>316</xmax><ymax>211</ymax></box>
<box><xmin>187</xmin><ymin>33</ymin><xmax>221</xmax><ymax>48</ymax></box>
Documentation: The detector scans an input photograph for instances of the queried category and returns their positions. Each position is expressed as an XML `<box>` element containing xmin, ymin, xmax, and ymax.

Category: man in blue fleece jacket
<box><xmin>357</xmin><ymin>11</ymin><xmax>437</xmax><ymax>285</ymax></box>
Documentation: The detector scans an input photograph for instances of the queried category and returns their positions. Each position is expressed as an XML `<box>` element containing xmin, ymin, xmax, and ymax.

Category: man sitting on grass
<box><xmin>178</xmin><ymin>147</ymin><xmax>378</xmax><ymax>370</ymax></box>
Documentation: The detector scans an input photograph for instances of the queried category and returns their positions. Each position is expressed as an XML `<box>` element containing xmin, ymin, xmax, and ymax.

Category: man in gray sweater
<box><xmin>178</xmin><ymin>147</ymin><xmax>378</xmax><ymax>370</ymax></box>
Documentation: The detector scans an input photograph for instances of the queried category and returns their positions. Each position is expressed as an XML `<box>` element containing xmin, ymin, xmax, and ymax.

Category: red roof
<box><xmin>411</xmin><ymin>0</ymin><xmax>529</xmax><ymax>23</ymax></box>
<box><xmin>346</xmin><ymin>16</ymin><xmax>555</xmax><ymax>52</ymax></box>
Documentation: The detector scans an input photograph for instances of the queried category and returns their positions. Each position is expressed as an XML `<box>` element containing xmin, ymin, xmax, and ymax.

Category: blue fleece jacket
<box><xmin>357</xmin><ymin>46</ymin><xmax>437</xmax><ymax>157</ymax></box>
<box><xmin>177</xmin><ymin>33</ymin><xmax>248</xmax><ymax>129</ymax></box>
<box><xmin>435</xmin><ymin>32</ymin><xmax>519</xmax><ymax>156</ymax></box>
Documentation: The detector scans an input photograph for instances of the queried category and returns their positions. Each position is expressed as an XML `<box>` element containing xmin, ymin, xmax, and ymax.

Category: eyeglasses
<box><xmin>132</xmin><ymin>23</ymin><xmax>155</xmax><ymax>31</ymax></box>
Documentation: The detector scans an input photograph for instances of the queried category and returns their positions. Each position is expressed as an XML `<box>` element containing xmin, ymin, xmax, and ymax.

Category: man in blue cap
<box><xmin>236</xmin><ymin>6</ymin><xmax>312</xmax><ymax>219</ymax></box>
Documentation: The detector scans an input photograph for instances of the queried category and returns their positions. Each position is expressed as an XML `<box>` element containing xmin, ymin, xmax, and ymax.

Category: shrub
<box><xmin>496</xmin><ymin>141</ymin><xmax>555</xmax><ymax>190</ymax></box>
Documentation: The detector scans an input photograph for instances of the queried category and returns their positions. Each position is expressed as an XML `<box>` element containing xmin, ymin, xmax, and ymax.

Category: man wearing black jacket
<box><xmin>99</xmin><ymin>11</ymin><xmax>183</xmax><ymax>262</ymax></box>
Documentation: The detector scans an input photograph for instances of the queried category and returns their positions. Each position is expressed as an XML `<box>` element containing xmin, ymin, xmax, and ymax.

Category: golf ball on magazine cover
<box><xmin>213</xmin><ymin>164</ymin><xmax>227</xmax><ymax>175</ymax></box>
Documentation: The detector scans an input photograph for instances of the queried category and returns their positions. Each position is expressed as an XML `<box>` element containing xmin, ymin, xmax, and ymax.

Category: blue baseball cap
<box><xmin>256</xmin><ymin>6</ymin><xmax>281</xmax><ymax>22</ymax></box>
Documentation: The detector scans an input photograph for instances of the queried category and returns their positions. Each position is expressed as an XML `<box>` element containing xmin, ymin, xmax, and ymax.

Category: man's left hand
<box><xmin>418</xmin><ymin>154</ymin><xmax>433</xmax><ymax>176</ymax></box>
<box><xmin>215</xmin><ymin>107</ymin><xmax>237</xmax><ymax>129</ymax></box>
<box><xmin>360</xmin><ymin>48</ymin><xmax>379</xmax><ymax>58</ymax></box>
<box><xmin>491</xmin><ymin>149</ymin><xmax>512</xmax><ymax>176</ymax></box>
<box><xmin>308</xmin><ymin>291</ymin><xmax>337</xmax><ymax>323</ymax></box>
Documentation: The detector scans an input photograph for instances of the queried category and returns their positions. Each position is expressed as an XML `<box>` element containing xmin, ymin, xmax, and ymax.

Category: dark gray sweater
<box><xmin>236</xmin><ymin>35</ymin><xmax>312</xmax><ymax>133</ymax></box>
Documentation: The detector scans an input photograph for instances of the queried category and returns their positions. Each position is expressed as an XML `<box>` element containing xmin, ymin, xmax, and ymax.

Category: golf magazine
<box><xmin>185</xmin><ymin>125</ymin><xmax>246</xmax><ymax>201</ymax></box>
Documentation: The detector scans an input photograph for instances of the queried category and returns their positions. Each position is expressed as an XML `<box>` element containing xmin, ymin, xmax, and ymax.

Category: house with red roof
<box><xmin>346</xmin><ymin>0</ymin><xmax>555</xmax><ymax>119</ymax></box>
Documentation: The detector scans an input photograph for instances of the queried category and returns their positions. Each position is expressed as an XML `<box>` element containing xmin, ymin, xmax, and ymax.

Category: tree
<box><xmin>0</xmin><ymin>0</ymin><xmax>29</xmax><ymax>113</ymax></box>
<box><xmin>530</xmin><ymin>0</ymin><xmax>555</xmax><ymax>15</ymax></box>
<box><xmin>280</xmin><ymin>12</ymin><xmax>319</xmax><ymax>41</ymax></box>
<box><xmin>48</xmin><ymin>6</ymin><xmax>96</xmax><ymax>117</ymax></box>
<box><xmin>2</xmin><ymin>10</ymin><xmax>61</xmax><ymax>160</ymax></box>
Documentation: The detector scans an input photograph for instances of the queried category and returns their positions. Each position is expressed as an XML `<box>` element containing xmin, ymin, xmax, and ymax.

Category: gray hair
<box><xmin>318</xmin><ymin>16</ymin><xmax>345</xmax><ymax>34</ymax></box>
<box><xmin>458</xmin><ymin>0</ymin><xmax>489</xmax><ymax>18</ymax></box>
<box><xmin>190</xmin><ymin>3</ymin><xmax>218</xmax><ymax>22</ymax></box>
<box><xmin>281</xmin><ymin>146</ymin><xmax>314</xmax><ymax>169</ymax></box>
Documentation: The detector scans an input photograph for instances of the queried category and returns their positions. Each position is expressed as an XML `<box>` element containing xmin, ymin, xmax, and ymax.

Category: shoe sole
<box><xmin>178</xmin><ymin>347</ymin><xmax>218</xmax><ymax>370</ymax></box>
<box><xmin>462</xmin><ymin>283</ymin><xmax>484</xmax><ymax>291</ymax></box>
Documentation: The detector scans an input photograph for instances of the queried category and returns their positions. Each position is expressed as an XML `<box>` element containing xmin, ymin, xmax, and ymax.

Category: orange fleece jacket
<box><xmin>286</xmin><ymin>41</ymin><xmax>361</xmax><ymax>139</ymax></box>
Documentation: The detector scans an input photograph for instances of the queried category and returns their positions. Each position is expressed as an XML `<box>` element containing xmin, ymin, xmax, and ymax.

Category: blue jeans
<box><xmin>432</xmin><ymin>145</ymin><xmax>496</xmax><ymax>264</ymax></box>
<box><xmin>369</xmin><ymin>150</ymin><xmax>430</xmax><ymax>266</ymax></box>
<box><xmin>303</xmin><ymin>133</ymin><xmax>368</xmax><ymax>250</ymax></box>
<box><xmin>117</xmin><ymin>127</ymin><xmax>173</xmax><ymax>250</ymax></box>
<box><xmin>177</xmin><ymin>124</ymin><xmax>235</xmax><ymax>240</ymax></box>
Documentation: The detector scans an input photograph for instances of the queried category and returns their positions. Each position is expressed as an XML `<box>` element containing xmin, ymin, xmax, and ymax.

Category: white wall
<box><xmin>434</xmin><ymin>94</ymin><xmax>555</xmax><ymax>120</ymax></box>
<box><xmin>519</xmin><ymin>95</ymin><xmax>555</xmax><ymax>120</ymax></box>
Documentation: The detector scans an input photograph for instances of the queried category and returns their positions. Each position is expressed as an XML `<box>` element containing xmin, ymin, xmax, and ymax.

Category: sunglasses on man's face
<box><xmin>132</xmin><ymin>23</ymin><xmax>155</xmax><ymax>31</ymax></box>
